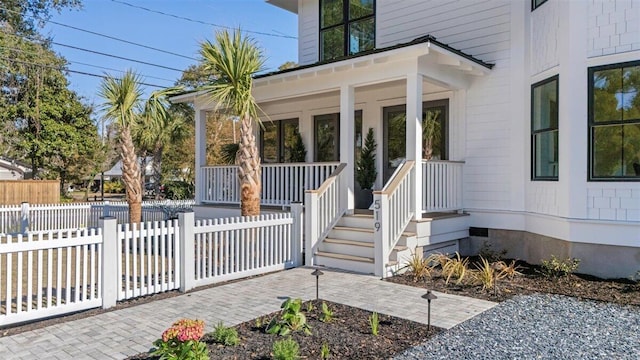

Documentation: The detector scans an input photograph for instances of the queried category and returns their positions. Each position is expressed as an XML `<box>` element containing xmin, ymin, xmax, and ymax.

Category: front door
<box><xmin>383</xmin><ymin>100</ymin><xmax>449</xmax><ymax>183</ymax></box>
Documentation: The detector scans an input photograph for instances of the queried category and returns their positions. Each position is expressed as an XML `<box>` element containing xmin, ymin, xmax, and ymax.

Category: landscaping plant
<box><xmin>272</xmin><ymin>337</ymin><xmax>300</xmax><ymax>360</ymax></box>
<box><xmin>471</xmin><ymin>257</ymin><xmax>506</xmax><ymax>291</ymax></box>
<box><xmin>442</xmin><ymin>252</ymin><xmax>470</xmax><ymax>285</ymax></box>
<box><xmin>369</xmin><ymin>311</ymin><xmax>379</xmax><ymax>336</ymax></box>
<box><xmin>267</xmin><ymin>298</ymin><xmax>312</xmax><ymax>336</ymax></box>
<box><xmin>540</xmin><ymin>255</ymin><xmax>580</xmax><ymax>278</ymax></box>
<box><xmin>320</xmin><ymin>343</ymin><xmax>331</xmax><ymax>359</ymax></box>
<box><xmin>152</xmin><ymin>319</ymin><xmax>208</xmax><ymax>360</ymax></box>
<box><xmin>404</xmin><ymin>251</ymin><xmax>432</xmax><ymax>282</ymax></box>
<box><xmin>494</xmin><ymin>259</ymin><xmax>523</xmax><ymax>279</ymax></box>
<box><xmin>211</xmin><ymin>321</ymin><xmax>239</xmax><ymax>346</ymax></box>
<box><xmin>320</xmin><ymin>301</ymin><xmax>334</xmax><ymax>323</ymax></box>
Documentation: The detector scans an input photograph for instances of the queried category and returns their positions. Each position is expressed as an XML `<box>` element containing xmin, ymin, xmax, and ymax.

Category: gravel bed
<box><xmin>395</xmin><ymin>294</ymin><xmax>640</xmax><ymax>360</ymax></box>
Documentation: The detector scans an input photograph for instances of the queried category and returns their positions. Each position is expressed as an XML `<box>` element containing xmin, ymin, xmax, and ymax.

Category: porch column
<box><xmin>194</xmin><ymin>108</ymin><xmax>207</xmax><ymax>205</ymax></box>
<box><xmin>406</xmin><ymin>73</ymin><xmax>423</xmax><ymax>218</ymax></box>
<box><xmin>340</xmin><ymin>84</ymin><xmax>355</xmax><ymax>211</ymax></box>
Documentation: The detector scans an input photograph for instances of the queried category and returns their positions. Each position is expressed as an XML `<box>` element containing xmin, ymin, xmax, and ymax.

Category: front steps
<box><xmin>314</xmin><ymin>213</ymin><xmax>414</xmax><ymax>275</ymax></box>
<box><xmin>313</xmin><ymin>212</ymin><xmax>470</xmax><ymax>276</ymax></box>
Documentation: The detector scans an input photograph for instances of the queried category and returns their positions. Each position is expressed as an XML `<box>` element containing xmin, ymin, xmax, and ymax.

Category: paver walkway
<box><xmin>0</xmin><ymin>267</ymin><xmax>496</xmax><ymax>359</ymax></box>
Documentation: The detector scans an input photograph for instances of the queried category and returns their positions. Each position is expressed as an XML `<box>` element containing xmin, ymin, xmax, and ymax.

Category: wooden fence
<box><xmin>0</xmin><ymin>181</ymin><xmax>59</xmax><ymax>205</ymax></box>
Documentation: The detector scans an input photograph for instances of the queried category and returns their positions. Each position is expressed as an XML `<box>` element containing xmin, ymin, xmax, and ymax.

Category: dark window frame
<box><xmin>314</xmin><ymin>113</ymin><xmax>341</xmax><ymax>162</ymax></box>
<box><xmin>532</xmin><ymin>0</ymin><xmax>548</xmax><ymax>11</ymax></box>
<box><xmin>319</xmin><ymin>0</ymin><xmax>376</xmax><ymax>61</ymax></box>
<box><xmin>588</xmin><ymin>60</ymin><xmax>640</xmax><ymax>182</ymax></box>
<box><xmin>259</xmin><ymin>118</ymin><xmax>299</xmax><ymax>163</ymax></box>
<box><xmin>531</xmin><ymin>75</ymin><xmax>559</xmax><ymax>181</ymax></box>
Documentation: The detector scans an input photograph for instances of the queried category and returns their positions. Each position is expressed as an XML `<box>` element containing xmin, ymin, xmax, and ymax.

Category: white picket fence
<box><xmin>0</xmin><ymin>200</ymin><xmax>194</xmax><ymax>234</ymax></box>
<box><xmin>0</xmin><ymin>206</ymin><xmax>302</xmax><ymax>327</ymax></box>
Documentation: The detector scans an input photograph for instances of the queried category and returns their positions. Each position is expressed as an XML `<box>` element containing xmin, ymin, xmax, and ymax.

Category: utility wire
<box><xmin>110</xmin><ymin>0</ymin><xmax>297</xmax><ymax>39</ymax></box>
<box><xmin>0</xmin><ymin>56</ymin><xmax>167</xmax><ymax>88</ymax></box>
<box><xmin>0</xmin><ymin>6</ymin><xmax>199</xmax><ymax>61</ymax></box>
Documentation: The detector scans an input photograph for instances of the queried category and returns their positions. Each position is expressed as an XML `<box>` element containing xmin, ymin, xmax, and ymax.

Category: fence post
<box><xmin>304</xmin><ymin>191</ymin><xmax>318</xmax><ymax>266</ymax></box>
<box><xmin>100</xmin><ymin>216</ymin><xmax>118</xmax><ymax>309</ymax></box>
<box><xmin>20</xmin><ymin>202</ymin><xmax>30</xmax><ymax>233</ymax></box>
<box><xmin>373</xmin><ymin>192</ymin><xmax>389</xmax><ymax>278</ymax></box>
<box><xmin>290</xmin><ymin>202</ymin><xmax>303</xmax><ymax>267</ymax></box>
<box><xmin>103</xmin><ymin>200</ymin><xmax>110</xmax><ymax>218</ymax></box>
<box><xmin>178</xmin><ymin>210</ymin><xmax>195</xmax><ymax>293</ymax></box>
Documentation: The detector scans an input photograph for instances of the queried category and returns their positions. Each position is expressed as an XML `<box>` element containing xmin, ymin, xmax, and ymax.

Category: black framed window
<box><xmin>531</xmin><ymin>76</ymin><xmax>559</xmax><ymax>180</ymax></box>
<box><xmin>320</xmin><ymin>0</ymin><xmax>375</xmax><ymax>61</ymax></box>
<box><xmin>589</xmin><ymin>61</ymin><xmax>640</xmax><ymax>181</ymax></box>
<box><xmin>532</xmin><ymin>0</ymin><xmax>548</xmax><ymax>11</ymax></box>
<box><xmin>314</xmin><ymin>113</ymin><xmax>340</xmax><ymax>161</ymax></box>
<box><xmin>260</xmin><ymin>119</ymin><xmax>299</xmax><ymax>163</ymax></box>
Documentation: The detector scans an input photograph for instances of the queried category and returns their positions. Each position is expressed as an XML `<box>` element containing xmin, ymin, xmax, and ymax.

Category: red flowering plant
<box><xmin>151</xmin><ymin>319</ymin><xmax>208</xmax><ymax>360</ymax></box>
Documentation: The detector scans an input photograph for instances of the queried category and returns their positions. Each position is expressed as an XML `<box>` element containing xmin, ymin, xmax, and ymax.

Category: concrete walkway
<box><xmin>0</xmin><ymin>268</ymin><xmax>496</xmax><ymax>359</ymax></box>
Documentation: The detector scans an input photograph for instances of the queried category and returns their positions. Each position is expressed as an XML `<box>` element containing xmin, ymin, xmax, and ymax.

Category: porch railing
<box><xmin>304</xmin><ymin>163</ymin><xmax>347</xmax><ymax>266</ymax></box>
<box><xmin>422</xmin><ymin>160</ymin><xmax>464</xmax><ymax>213</ymax></box>
<box><xmin>373</xmin><ymin>160</ymin><xmax>415</xmax><ymax>277</ymax></box>
<box><xmin>201</xmin><ymin>162</ymin><xmax>340</xmax><ymax>205</ymax></box>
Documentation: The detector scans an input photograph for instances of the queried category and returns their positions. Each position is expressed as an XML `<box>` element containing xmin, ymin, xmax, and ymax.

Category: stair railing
<box><xmin>373</xmin><ymin>160</ymin><xmax>415</xmax><ymax>277</ymax></box>
<box><xmin>304</xmin><ymin>163</ymin><xmax>347</xmax><ymax>266</ymax></box>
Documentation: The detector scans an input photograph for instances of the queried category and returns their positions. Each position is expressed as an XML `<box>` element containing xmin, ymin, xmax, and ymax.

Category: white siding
<box><xmin>298</xmin><ymin>0</ymin><xmax>319</xmax><ymax>65</ymax></box>
<box><xmin>530</xmin><ymin>0</ymin><xmax>560</xmax><ymax>75</ymax></box>
<box><xmin>588</xmin><ymin>0</ymin><xmax>640</xmax><ymax>57</ymax></box>
<box><xmin>0</xmin><ymin>168</ymin><xmax>22</xmax><ymax>180</ymax></box>
<box><xmin>587</xmin><ymin>184</ymin><xmax>640</xmax><ymax>221</ymax></box>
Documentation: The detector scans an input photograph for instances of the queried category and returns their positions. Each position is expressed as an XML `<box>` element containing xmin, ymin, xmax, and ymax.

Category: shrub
<box><xmin>369</xmin><ymin>311</ymin><xmax>379</xmax><ymax>336</ymax></box>
<box><xmin>152</xmin><ymin>319</ymin><xmax>208</xmax><ymax>360</ymax></box>
<box><xmin>272</xmin><ymin>338</ymin><xmax>300</xmax><ymax>360</ymax></box>
<box><xmin>164</xmin><ymin>181</ymin><xmax>194</xmax><ymax>200</ymax></box>
<box><xmin>471</xmin><ymin>257</ymin><xmax>506</xmax><ymax>291</ymax></box>
<box><xmin>267</xmin><ymin>298</ymin><xmax>311</xmax><ymax>336</ymax></box>
<box><xmin>103</xmin><ymin>180</ymin><xmax>124</xmax><ymax>194</ymax></box>
<box><xmin>404</xmin><ymin>251</ymin><xmax>432</xmax><ymax>282</ymax></box>
<box><xmin>211</xmin><ymin>321</ymin><xmax>239</xmax><ymax>346</ymax></box>
<box><xmin>320</xmin><ymin>343</ymin><xmax>331</xmax><ymax>359</ymax></box>
<box><xmin>494</xmin><ymin>259</ymin><xmax>523</xmax><ymax>279</ymax></box>
<box><xmin>442</xmin><ymin>252</ymin><xmax>470</xmax><ymax>285</ymax></box>
<box><xmin>320</xmin><ymin>301</ymin><xmax>334</xmax><ymax>323</ymax></box>
<box><xmin>478</xmin><ymin>240</ymin><xmax>507</xmax><ymax>263</ymax></box>
<box><xmin>540</xmin><ymin>255</ymin><xmax>580</xmax><ymax>278</ymax></box>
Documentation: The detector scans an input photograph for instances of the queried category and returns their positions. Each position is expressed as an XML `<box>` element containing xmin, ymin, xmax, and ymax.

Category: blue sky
<box><xmin>43</xmin><ymin>0</ymin><xmax>298</xmax><ymax>104</ymax></box>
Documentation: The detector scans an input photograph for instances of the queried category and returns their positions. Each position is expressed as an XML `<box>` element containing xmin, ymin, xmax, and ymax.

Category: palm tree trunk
<box><xmin>152</xmin><ymin>145</ymin><xmax>163</xmax><ymax>199</ymax></box>
<box><xmin>236</xmin><ymin>115</ymin><xmax>261</xmax><ymax>216</ymax></box>
<box><xmin>120</xmin><ymin>126</ymin><xmax>143</xmax><ymax>223</ymax></box>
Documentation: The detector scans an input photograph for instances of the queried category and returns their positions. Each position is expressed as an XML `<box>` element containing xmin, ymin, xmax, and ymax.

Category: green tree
<box><xmin>200</xmin><ymin>29</ymin><xmax>265</xmax><ymax>216</ymax></box>
<box><xmin>0</xmin><ymin>0</ymin><xmax>81</xmax><ymax>36</ymax></box>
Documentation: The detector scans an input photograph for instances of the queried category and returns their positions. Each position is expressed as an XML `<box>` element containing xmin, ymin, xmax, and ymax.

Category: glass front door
<box><xmin>382</xmin><ymin>100</ymin><xmax>449</xmax><ymax>182</ymax></box>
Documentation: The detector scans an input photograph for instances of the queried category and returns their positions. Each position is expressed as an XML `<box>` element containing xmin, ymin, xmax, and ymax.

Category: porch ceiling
<box><xmin>252</xmin><ymin>39</ymin><xmax>491</xmax><ymax>103</ymax></box>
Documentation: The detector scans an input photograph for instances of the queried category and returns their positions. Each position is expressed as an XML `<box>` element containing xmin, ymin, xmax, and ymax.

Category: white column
<box><xmin>178</xmin><ymin>210</ymin><xmax>195</xmax><ymax>292</ymax></box>
<box><xmin>406</xmin><ymin>73</ymin><xmax>423</xmax><ymax>218</ymax></box>
<box><xmin>340</xmin><ymin>84</ymin><xmax>355</xmax><ymax>211</ymax></box>
<box><xmin>194</xmin><ymin>109</ymin><xmax>207</xmax><ymax>205</ymax></box>
<box><xmin>99</xmin><ymin>216</ymin><xmax>118</xmax><ymax>309</ymax></box>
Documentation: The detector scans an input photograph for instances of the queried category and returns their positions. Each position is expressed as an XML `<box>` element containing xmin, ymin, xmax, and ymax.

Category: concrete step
<box><xmin>315</xmin><ymin>251</ymin><xmax>375</xmax><ymax>274</ymax></box>
<box><xmin>320</xmin><ymin>238</ymin><xmax>374</xmax><ymax>258</ymax></box>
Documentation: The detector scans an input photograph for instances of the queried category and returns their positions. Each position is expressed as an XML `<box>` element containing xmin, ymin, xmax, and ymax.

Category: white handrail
<box><xmin>304</xmin><ymin>163</ymin><xmax>347</xmax><ymax>266</ymax></box>
<box><xmin>422</xmin><ymin>160</ymin><xmax>464</xmax><ymax>213</ymax></box>
<box><xmin>373</xmin><ymin>160</ymin><xmax>415</xmax><ymax>277</ymax></box>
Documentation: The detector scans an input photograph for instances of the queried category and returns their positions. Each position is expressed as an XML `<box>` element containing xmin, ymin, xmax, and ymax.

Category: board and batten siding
<box><xmin>298</xmin><ymin>0</ymin><xmax>319</xmax><ymax>65</ymax></box>
<box><xmin>530</xmin><ymin>0</ymin><xmax>560</xmax><ymax>75</ymax></box>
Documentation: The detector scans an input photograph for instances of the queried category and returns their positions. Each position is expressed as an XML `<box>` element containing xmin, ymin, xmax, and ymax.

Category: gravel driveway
<box><xmin>395</xmin><ymin>294</ymin><xmax>640</xmax><ymax>360</ymax></box>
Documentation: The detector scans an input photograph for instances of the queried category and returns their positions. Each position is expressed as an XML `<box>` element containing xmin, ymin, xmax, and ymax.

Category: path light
<box><xmin>421</xmin><ymin>290</ymin><xmax>437</xmax><ymax>331</ymax></box>
<box><xmin>311</xmin><ymin>268</ymin><xmax>324</xmax><ymax>300</ymax></box>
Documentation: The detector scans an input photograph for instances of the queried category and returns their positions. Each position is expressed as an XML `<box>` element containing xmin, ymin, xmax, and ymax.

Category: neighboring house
<box><xmin>103</xmin><ymin>157</ymin><xmax>154</xmax><ymax>182</ymax></box>
<box><xmin>173</xmin><ymin>0</ymin><xmax>640</xmax><ymax>279</ymax></box>
<box><xmin>0</xmin><ymin>157</ymin><xmax>32</xmax><ymax>180</ymax></box>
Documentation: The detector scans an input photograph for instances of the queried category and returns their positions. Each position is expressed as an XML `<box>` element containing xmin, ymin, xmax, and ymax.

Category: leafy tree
<box><xmin>278</xmin><ymin>61</ymin><xmax>297</xmax><ymax>71</ymax></box>
<box><xmin>200</xmin><ymin>29</ymin><xmax>265</xmax><ymax>216</ymax></box>
<box><xmin>0</xmin><ymin>0</ymin><xmax>81</xmax><ymax>36</ymax></box>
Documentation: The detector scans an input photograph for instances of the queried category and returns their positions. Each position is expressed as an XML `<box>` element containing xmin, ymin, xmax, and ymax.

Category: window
<box><xmin>589</xmin><ymin>61</ymin><xmax>640</xmax><ymax>180</ymax></box>
<box><xmin>532</xmin><ymin>0</ymin><xmax>548</xmax><ymax>11</ymax></box>
<box><xmin>531</xmin><ymin>76</ymin><xmax>559</xmax><ymax>180</ymax></box>
<box><xmin>260</xmin><ymin>119</ymin><xmax>300</xmax><ymax>163</ymax></box>
<box><xmin>314</xmin><ymin>113</ymin><xmax>340</xmax><ymax>161</ymax></box>
<box><xmin>320</xmin><ymin>0</ymin><xmax>375</xmax><ymax>61</ymax></box>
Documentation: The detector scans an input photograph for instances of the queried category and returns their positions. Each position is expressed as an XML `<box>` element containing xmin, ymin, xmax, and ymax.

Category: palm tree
<box><xmin>200</xmin><ymin>29</ymin><xmax>265</xmax><ymax>216</ymax></box>
<box><xmin>99</xmin><ymin>71</ymin><xmax>144</xmax><ymax>223</ymax></box>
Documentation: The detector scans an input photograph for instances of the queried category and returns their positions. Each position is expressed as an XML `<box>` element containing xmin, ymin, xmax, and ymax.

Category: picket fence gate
<box><xmin>0</xmin><ymin>205</ymin><xmax>302</xmax><ymax>327</ymax></box>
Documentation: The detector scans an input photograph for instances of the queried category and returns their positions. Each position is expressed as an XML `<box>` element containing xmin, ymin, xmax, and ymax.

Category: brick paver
<box><xmin>0</xmin><ymin>267</ymin><xmax>496</xmax><ymax>359</ymax></box>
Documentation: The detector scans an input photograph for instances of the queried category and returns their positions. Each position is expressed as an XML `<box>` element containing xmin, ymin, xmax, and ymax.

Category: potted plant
<box><xmin>355</xmin><ymin>128</ymin><xmax>377</xmax><ymax>209</ymax></box>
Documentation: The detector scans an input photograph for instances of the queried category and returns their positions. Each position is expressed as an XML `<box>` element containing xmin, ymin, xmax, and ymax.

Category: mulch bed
<box><xmin>127</xmin><ymin>299</ymin><xmax>441</xmax><ymax>360</ymax></box>
<box><xmin>386</xmin><ymin>257</ymin><xmax>640</xmax><ymax>306</ymax></box>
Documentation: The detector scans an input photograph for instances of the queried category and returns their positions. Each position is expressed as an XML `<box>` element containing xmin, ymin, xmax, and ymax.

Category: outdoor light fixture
<box><xmin>311</xmin><ymin>268</ymin><xmax>324</xmax><ymax>300</ymax></box>
<box><xmin>421</xmin><ymin>290</ymin><xmax>437</xmax><ymax>331</ymax></box>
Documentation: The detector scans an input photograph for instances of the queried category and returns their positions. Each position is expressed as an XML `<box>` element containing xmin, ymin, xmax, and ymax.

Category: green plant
<box><xmin>442</xmin><ymin>252</ymin><xmax>470</xmax><ymax>285</ymax></box>
<box><xmin>211</xmin><ymin>321</ymin><xmax>239</xmax><ymax>346</ymax></box>
<box><xmin>220</xmin><ymin>142</ymin><xmax>239</xmax><ymax>165</ymax></box>
<box><xmin>103</xmin><ymin>180</ymin><xmax>124</xmax><ymax>194</ymax></box>
<box><xmin>255</xmin><ymin>316</ymin><xmax>263</xmax><ymax>329</ymax></box>
<box><xmin>471</xmin><ymin>257</ymin><xmax>506</xmax><ymax>291</ymax></box>
<box><xmin>369</xmin><ymin>311</ymin><xmax>379</xmax><ymax>336</ymax></box>
<box><xmin>320</xmin><ymin>301</ymin><xmax>334</xmax><ymax>323</ymax></box>
<box><xmin>320</xmin><ymin>343</ymin><xmax>331</xmax><ymax>359</ymax></box>
<box><xmin>272</xmin><ymin>338</ymin><xmax>300</xmax><ymax>360</ymax></box>
<box><xmin>289</xmin><ymin>131</ymin><xmax>307</xmax><ymax>162</ymax></box>
<box><xmin>267</xmin><ymin>298</ymin><xmax>312</xmax><ymax>336</ymax></box>
<box><xmin>540</xmin><ymin>255</ymin><xmax>580</xmax><ymax>278</ymax></box>
<box><xmin>151</xmin><ymin>319</ymin><xmax>208</xmax><ymax>360</ymax></box>
<box><xmin>404</xmin><ymin>251</ymin><xmax>433</xmax><ymax>282</ymax></box>
<box><xmin>494</xmin><ymin>260</ymin><xmax>523</xmax><ymax>279</ymax></box>
<box><xmin>478</xmin><ymin>240</ymin><xmax>507</xmax><ymax>263</ymax></box>
<box><xmin>305</xmin><ymin>301</ymin><xmax>315</xmax><ymax>313</ymax></box>
<box><xmin>164</xmin><ymin>181</ymin><xmax>195</xmax><ymax>200</ymax></box>
<box><xmin>356</xmin><ymin>128</ymin><xmax>377</xmax><ymax>190</ymax></box>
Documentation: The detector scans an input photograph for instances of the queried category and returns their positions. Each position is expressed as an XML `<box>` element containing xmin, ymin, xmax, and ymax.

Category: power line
<box><xmin>0</xmin><ymin>6</ymin><xmax>199</xmax><ymax>61</ymax></box>
<box><xmin>0</xmin><ymin>56</ymin><xmax>167</xmax><ymax>88</ymax></box>
<box><xmin>110</xmin><ymin>0</ymin><xmax>297</xmax><ymax>40</ymax></box>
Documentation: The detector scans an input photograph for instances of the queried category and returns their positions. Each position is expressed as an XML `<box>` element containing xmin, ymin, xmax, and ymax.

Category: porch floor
<box><xmin>0</xmin><ymin>267</ymin><xmax>496</xmax><ymax>359</ymax></box>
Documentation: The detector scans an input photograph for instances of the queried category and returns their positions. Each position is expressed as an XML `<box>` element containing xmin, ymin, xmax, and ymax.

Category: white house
<box><xmin>0</xmin><ymin>157</ymin><xmax>32</xmax><ymax>180</ymax></box>
<box><xmin>174</xmin><ymin>0</ymin><xmax>640</xmax><ymax>279</ymax></box>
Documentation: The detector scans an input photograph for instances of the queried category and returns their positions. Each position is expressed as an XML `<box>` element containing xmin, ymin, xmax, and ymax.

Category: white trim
<box><xmin>586</xmin><ymin>49</ymin><xmax>640</xmax><ymax>65</ymax></box>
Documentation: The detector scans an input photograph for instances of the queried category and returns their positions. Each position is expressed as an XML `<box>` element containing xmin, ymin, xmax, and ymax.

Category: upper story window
<box><xmin>532</xmin><ymin>0</ymin><xmax>548</xmax><ymax>11</ymax></box>
<box><xmin>589</xmin><ymin>61</ymin><xmax>640</xmax><ymax>181</ymax></box>
<box><xmin>320</xmin><ymin>0</ymin><xmax>375</xmax><ymax>61</ymax></box>
<box><xmin>531</xmin><ymin>76</ymin><xmax>559</xmax><ymax>180</ymax></box>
